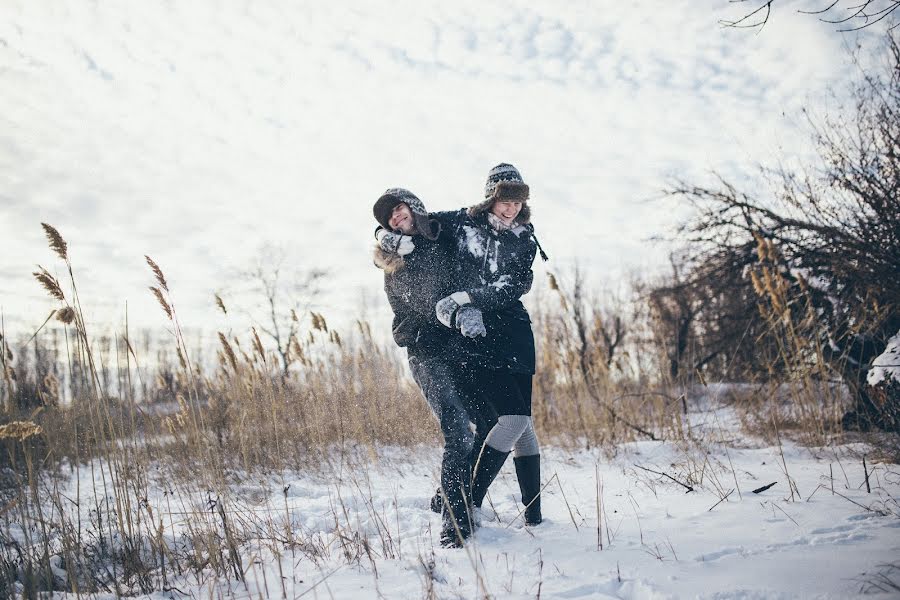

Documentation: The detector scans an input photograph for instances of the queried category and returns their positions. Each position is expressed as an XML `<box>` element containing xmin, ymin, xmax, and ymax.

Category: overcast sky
<box><xmin>0</xmin><ymin>0</ymin><xmax>882</xmax><ymax>342</ymax></box>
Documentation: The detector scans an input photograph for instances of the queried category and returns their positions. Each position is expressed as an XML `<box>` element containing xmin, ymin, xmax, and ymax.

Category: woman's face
<box><xmin>490</xmin><ymin>200</ymin><xmax>523</xmax><ymax>225</ymax></box>
<box><xmin>389</xmin><ymin>202</ymin><xmax>416</xmax><ymax>234</ymax></box>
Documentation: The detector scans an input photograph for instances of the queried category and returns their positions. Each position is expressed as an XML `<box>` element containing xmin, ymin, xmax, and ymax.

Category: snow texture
<box><xmin>463</xmin><ymin>226</ymin><xmax>488</xmax><ymax>259</ymax></box>
<box><xmin>490</xmin><ymin>274</ymin><xmax>511</xmax><ymax>290</ymax></box>
<box><xmin>462</xmin><ymin>224</ymin><xmax>500</xmax><ymax>274</ymax></box>
<box><xmin>41</xmin><ymin>421</ymin><xmax>900</xmax><ymax>599</ymax></box>
<box><xmin>868</xmin><ymin>331</ymin><xmax>900</xmax><ymax>387</ymax></box>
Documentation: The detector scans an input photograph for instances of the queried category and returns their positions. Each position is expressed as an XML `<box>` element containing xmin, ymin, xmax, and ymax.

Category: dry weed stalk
<box><xmin>41</xmin><ymin>223</ymin><xmax>68</xmax><ymax>261</ymax></box>
<box><xmin>149</xmin><ymin>286</ymin><xmax>173</xmax><ymax>320</ymax></box>
<box><xmin>214</xmin><ymin>293</ymin><xmax>227</xmax><ymax>315</ymax></box>
<box><xmin>746</xmin><ymin>232</ymin><xmax>846</xmax><ymax>443</ymax></box>
<box><xmin>531</xmin><ymin>269</ymin><xmax>682</xmax><ymax>446</ymax></box>
<box><xmin>8</xmin><ymin>219</ymin><xmax>866</xmax><ymax>596</ymax></box>
<box><xmin>145</xmin><ymin>255</ymin><xmax>169</xmax><ymax>292</ymax></box>
<box><xmin>0</xmin><ymin>420</ymin><xmax>42</xmax><ymax>441</ymax></box>
<box><xmin>32</xmin><ymin>267</ymin><xmax>66</xmax><ymax>302</ymax></box>
<box><xmin>55</xmin><ymin>306</ymin><xmax>76</xmax><ymax>325</ymax></box>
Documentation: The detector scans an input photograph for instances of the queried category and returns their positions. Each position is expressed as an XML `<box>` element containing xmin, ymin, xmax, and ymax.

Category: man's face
<box><xmin>490</xmin><ymin>200</ymin><xmax>523</xmax><ymax>225</ymax></box>
<box><xmin>389</xmin><ymin>202</ymin><xmax>416</xmax><ymax>234</ymax></box>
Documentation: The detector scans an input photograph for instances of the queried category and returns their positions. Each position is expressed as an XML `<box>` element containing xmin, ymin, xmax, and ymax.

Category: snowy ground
<box><xmin>38</xmin><ymin>423</ymin><xmax>900</xmax><ymax>599</ymax></box>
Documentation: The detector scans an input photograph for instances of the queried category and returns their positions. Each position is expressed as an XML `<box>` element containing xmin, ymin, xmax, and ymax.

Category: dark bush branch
<box><xmin>720</xmin><ymin>1</ymin><xmax>900</xmax><ymax>32</ymax></box>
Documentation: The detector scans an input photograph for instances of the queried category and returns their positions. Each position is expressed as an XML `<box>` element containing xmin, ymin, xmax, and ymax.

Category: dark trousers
<box><xmin>409</xmin><ymin>356</ymin><xmax>495</xmax><ymax>532</ymax></box>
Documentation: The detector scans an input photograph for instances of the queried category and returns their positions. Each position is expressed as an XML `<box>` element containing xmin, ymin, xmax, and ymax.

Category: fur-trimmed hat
<box><xmin>484</xmin><ymin>163</ymin><xmax>528</xmax><ymax>199</ymax></box>
<box><xmin>468</xmin><ymin>163</ymin><xmax>531</xmax><ymax>223</ymax></box>
<box><xmin>373</xmin><ymin>188</ymin><xmax>438</xmax><ymax>240</ymax></box>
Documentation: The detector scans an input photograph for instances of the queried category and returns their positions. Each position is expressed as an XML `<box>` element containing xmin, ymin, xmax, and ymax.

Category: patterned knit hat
<box><xmin>468</xmin><ymin>163</ymin><xmax>531</xmax><ymax>222</ymax></box>
<box><xmin>484</xmin><ymin>163</ymin><xmax>529</xmax><ymax>200</ymax></box>
<box><xmin>373</xmin><ymin>188</ymin><xmax>438</xmax><ymax>240</ymax></box>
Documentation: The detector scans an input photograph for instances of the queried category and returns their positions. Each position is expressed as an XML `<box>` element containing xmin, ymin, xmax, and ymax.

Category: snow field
<box><xmin>44</xmin><ymin>436</ymin><xmax>900</xmax><ymax>599</ymax></box>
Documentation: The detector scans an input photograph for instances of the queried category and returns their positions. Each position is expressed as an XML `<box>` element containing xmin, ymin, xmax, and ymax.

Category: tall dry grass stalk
<box><xmin>530</xmin><ymin>270</ymin><xmax>686</xmax><ymax>448</ymax></box>
<box><xmin>736</xmin><ymin>233</ymin><xmax>847</xmax><ymax>444</ymax></box>
<box><xmin>0</xmin><ymin>223</ymin><xmax>861</xmax><ymax>596</ymax></box>
<box><xmin>2</xmin><ymin>225</ymin><xmax>439</xmax><ymax>595</ymax></box>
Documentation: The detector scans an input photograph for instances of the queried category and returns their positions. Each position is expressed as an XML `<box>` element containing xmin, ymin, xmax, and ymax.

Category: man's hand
<box><xmin>436</xmin><ymin>291</ymin><xmax>472</xmax><ymax>328</ymax></box>
<box><xmin>376</xmin><ymin>229</ymin><xmax>415</xmax><ymax>256</ymax></box>
<box><xmin>456</xmin><ymin>306</ymin><xmax>487</xmax><ymax>338</ymax></box>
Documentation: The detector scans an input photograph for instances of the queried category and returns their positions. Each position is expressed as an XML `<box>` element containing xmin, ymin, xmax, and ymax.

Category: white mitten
<box><xmin>435</xmin><ymin>292</ymin><xmax>472</xmax><ymax>328</ymax></box>
<box><xmin>376</xmin><ymin>229</ymin><xmax>415</xmax><ymax>256</ymax></box>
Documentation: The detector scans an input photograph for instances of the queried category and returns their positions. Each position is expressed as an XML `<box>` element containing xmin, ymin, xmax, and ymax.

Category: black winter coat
<box><xmin>433</xmin><ymin>209</ymin><xmax>538</xmax><ymax>374</ymax></box>
<box><xmin>375</xmin><ymin>224</ymin><xmax>457</xmax><ymax>361</ymax></box>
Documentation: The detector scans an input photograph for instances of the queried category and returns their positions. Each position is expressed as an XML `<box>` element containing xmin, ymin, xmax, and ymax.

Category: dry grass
<box><xmin>743</xmin><ymin>234</ymin><xmax>851</xmax><ymax>444</ymax></box>
<box><xmin>0</xmin><ymin>223</ymin><xmax>886</xmax><ymax>596</ymax></box>
<box><xmin>0</xmin><ymin>227</ymin><xmax>445</xmax><ymax>596</ymax></box>
<box><xmin>530</xmin><ymin>270</ymin><xmax>691</xmax><ymax>449</ymax></box>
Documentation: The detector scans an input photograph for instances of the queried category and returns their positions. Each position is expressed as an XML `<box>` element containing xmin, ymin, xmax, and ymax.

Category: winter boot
<box><xmin>513</xmin><ymin>454</ymin><xmax>542</xmax><ymax>525</ymax></box>
<box><xmin>442</xmin><ymin>415</ymin><xmax>495</xmax><ymax>515</ymax></box>
<box><xmin>432</xmin><ymin>486</ymin><xmax>481</xmax><ymax>525</ymax></box>
<box><xmin>432</xmin><ymin>423</ymin><xmax>489</xmax><ymax>513</ymax></box>
<box><xmin>439</xmin><ymin>514</ymin><xmax>471</xmax><ymax>548</ymax></box>
<box><xmin>470</xmin><ymin>444</ymin><xmax>511</xmax><ymax>508</ymax></box>
<box><xmin>438</xmin><ymin>488</ymin><xmax>473</xmax><ymax>548</ymax></box>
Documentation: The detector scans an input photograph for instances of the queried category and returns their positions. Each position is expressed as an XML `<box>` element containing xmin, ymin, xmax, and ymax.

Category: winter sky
<box><xmin>0</xmin><ymin>1</ymin><xmax>884</xmax><ymax>339</ymax></box>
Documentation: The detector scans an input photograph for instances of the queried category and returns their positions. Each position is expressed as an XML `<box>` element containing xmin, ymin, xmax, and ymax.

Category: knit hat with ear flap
<box><xmin>373</xmin><ymin>188</ymin><xmax>439</xmax><ymax>240</ymax></box>
<box><xmin>468</xmin><ymin>163</ymin><xmax>531</xmax><ymax>222</ymax></box>
<box><xmin>484</xmin><ymin>163</ymin><xmax>529</xmax><ymax>200</ymax></box>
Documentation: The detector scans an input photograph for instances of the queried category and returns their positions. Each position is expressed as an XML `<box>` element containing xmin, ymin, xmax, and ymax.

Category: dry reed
<box><xmin>0</xmin><ymin>222</ymin><xmax>873</xmax><ymax>597</ymax></box>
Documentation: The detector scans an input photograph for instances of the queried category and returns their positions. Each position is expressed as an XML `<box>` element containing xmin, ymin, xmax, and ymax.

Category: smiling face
<box><xmin>388</xmin><ymin>202</ymin><xmax>416</xmax><ymax>234</ymax></box>
<box><xmin>490</xmin><ymin>200</ymin><xmax>523</xmax><ymax>225</ymax></box>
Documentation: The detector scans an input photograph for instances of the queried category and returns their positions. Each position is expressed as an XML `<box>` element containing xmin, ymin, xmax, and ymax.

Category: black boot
<box><xmin>438</xmin><ymin>486</ymin><xmax>473</xmax><ymax>548</ymax></box>
<box><xmin>513</xmin><ymin>454</ymin><xmax>542</xmax><ymax>525</ymax></box>
<box><xmin>437</xmin><ymin>447</ymin><xmax>475</xmax><ymax>548</ymax></box>
<box><xmin>432</xmin><ymin>421</ymin><xmax>492</xmax><ymax>514</ymax></box>
<box><xmin>470</xmin><ymin>444</ymin><xmax>510</xmax><ymax>508</ymax></box>
<box><xmin>439</xmin><ymin>513</ymin><xmax>471</xmax><ymax>548</ymax></box>
<box><xmin>432</xmin><ymin>424</ymin><xmax>485</xmax><ymax>514</ymax></box>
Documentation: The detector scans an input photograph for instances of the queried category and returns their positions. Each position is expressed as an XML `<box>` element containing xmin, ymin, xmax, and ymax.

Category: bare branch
<box><xmin>719</xmin><ymin>0</ymin><xmax>899</xmax><ymax>32</ymax></box>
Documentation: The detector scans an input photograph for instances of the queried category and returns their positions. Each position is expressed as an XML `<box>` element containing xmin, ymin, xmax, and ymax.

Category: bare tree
<box><xmin>223</xmin><ymin>244</ymin><xmax>326</xmax><ymax>380</ymax></box>
<box><xmin>643</xmin><ymin>248</ymin><xmax>784</xmax><ymax>383</ymax></box>
<box><xmin>666</xmin><ymin>32</ymin><xmax>900</xmax><ymax>430</ymax></box>
<box><xmin>645</xmin><ymin>254</ymin><xmax>705</xmax><ymax>381</ymax></box>
<box><xmin>550</xmin><ymin>265</ymin><xmax>629</xmax><ymax>377</ymax></box>
<box><xmin>720</xmin><ymin>1</ymin><xmax>900</xmax><ymax>32</ymax></box>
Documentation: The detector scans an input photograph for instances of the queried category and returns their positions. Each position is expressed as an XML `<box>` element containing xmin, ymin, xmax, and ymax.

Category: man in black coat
<box><xmin>372</xmin><ymin>188</ymin><xmax>493</xmax><ymax>547</ymax></box>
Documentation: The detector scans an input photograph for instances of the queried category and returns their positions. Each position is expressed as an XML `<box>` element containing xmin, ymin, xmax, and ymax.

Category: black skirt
<box><xmin>456</xmin><ymin>365</ymin><xmax>533</xmax><ymax>417</ymax></box>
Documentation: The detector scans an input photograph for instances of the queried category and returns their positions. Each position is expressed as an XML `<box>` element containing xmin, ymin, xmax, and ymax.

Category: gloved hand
<box><xmin>376</xmin><ymin>228</ymin><xmax>415</xmax><ymax>256</ymax></box>
<box><xmin>435</xmin><ymin>291</ymin><xmax>472</xmax><ymax>328</ymax></box>
<box><xmin>456</xmin><ymin>306</ymin><xmax>487</xmax><ymax>338</ymax></box>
